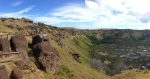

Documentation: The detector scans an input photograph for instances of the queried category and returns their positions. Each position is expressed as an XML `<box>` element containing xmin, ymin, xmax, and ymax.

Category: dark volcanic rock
<box><xmin>10</xmin><ymin>35</ymin><xmax>28</xmax><ymax>59</ymax></box>
<box><xmin>72</xmin><ymin>53</ymin><xmax>81</xmax><ymax>63</ymax></box>
<box><xmin>32</xmin><ymin>35</ymin><xmax>49</xmax><ymax>46</ymax></box>
<box><xmin>0</xmin><ymin>38</ymin><xmax>11</xmax><ymax>52</ymax></box>
<box><xmin>32</xmin><ymin>35</ymin><xmax>42</xmax><ymax>46</ymax></box>
<box><xmin>11</xmin><ymin>68</ymin><xmax>24</xmax><ymax>79</ymax></box>
<box><xmin>33</xmin><ymin>42</ymin><xmax>60</xmax><ymax>74</ymax></box>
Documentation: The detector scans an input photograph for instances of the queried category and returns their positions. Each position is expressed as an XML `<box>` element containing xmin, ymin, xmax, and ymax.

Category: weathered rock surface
<box><xmin>10</xmin><ymin>35</ymin><xmax>28</xmax><ymax>59</ymax></box>
<box><xmin>0</xmin><ymin>65</ymin><xmax>9</xmax><ymax>79</ymax></box>
<box><xmin>32</xmin><ymin>35</ymin><xmax>42</xmax><ymax>46</ymax></box>
<box><xmin>32</xmin><ymin>35</ymin><xmax>49</xmax><ymax>46</ymax></box>
<box><xmin>11</xmin><ymin>68</ymin><xmax>24</xmax><ymax>79</ymax></box>
<box><xmin>15</xmin><ymin>60</ymin><xmax>36</xmax><ymax>70</ymax></box>
<box><xmin>33</xmin><ymin>42</ymin><xmax>60</xmax><ymax>74</ymax></box>
<box><xmin>0</xmin><ymin>38</ymin><xmax>11</xmax><ymax>52</ymax></box>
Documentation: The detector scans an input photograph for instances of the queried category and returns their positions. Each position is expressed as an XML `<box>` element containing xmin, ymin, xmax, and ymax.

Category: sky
<box><xmin>0</xmin><ymin>0</ymin><xmax>150</xmax><ymax>29</ymax></box>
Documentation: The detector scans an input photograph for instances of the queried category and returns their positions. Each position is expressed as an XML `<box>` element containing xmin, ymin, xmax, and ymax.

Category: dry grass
<box><xmin>113</xmin><ymin>69</ymin><xmax>150</xmax><ymax>79</ymax></box>
<box><xmin>3</xmin><ymin>19</ymin><xmax>33</xmax><ymax>27</ymax></box>
<box><xmin>0</xmin><ymin>20</ymin><xmax>16</xmax><ymax>33</ymax></box>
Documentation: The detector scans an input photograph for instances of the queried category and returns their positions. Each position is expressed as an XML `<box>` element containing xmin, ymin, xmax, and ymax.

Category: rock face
<box><xmin>10</xmin><ymin>35</ymin><xmax>28</xmax><ymax>59</ymax></box>
<box><xmin>33</xmin><ymin>42</ymin><xmax>60</xmax><ymax>74</ymax></box>
<box><xmin>11</xmin><ymin>68</ymin><xmax>24</xmax><ymax>79</ymax></box>
<box><xmin>0</xmin><ymin>38</ymin><xmax>11</xmax><ymax>52</ymax></box>
<box><xmin>0</xmin><ymin>65</ymin><xmax>9</xmax><ymax>79</ymax></box>
<box><xmin>32</xmin><ymin>34</ymin><xmax>49</xmax><ymax>46</ymax></box>
<box><xmin>32</xmin><ymin>35</ymin><xmax>42</xmax><ymax>46</ymax></box>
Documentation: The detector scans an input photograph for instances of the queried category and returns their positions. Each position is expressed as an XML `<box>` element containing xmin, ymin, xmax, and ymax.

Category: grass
<box><xmin>45</xmin><ymin>32</ymin><xmax>110</xmax><ymax>79</ymax></box>
<box><xmin>113</xmin><ymin>69</ymin><xmax>150</xmax><ymax>79</ymax></box>
<box><xmin>1</xmin><ymin>18</ymin><xmax>150</xmax><ymax>79</ymax></box>
<box><xmin>0</xmin><ymin>23</ymin><xmax>15</xmax><ymax>33</ymax></box>
<box><xmin>66</xmin><ymin>36</ymin><xmax>91</xmax><ymax>63</ymax></box>
<box><xmin>51</xmin><ymin>35</ymin><xmax>110</xmax><ymax>79</ymax></box>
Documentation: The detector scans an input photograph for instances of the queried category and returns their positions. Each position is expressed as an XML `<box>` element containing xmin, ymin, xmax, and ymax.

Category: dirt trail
<box><xmin>0</xmin><ymin>33</ymin><xmax>8</xmax><ymax>35</ymax></box>
<box><xmin>0</xmin><ymin>32</ymin><xmax>22</xmax><ymax>40</ymax></box>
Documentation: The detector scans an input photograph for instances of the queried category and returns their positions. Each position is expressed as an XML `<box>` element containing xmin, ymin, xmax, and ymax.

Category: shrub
<box><xmin>90</xmin><ymin>58</ymin><xmax>105</xmax><ymax>71</ymax></box>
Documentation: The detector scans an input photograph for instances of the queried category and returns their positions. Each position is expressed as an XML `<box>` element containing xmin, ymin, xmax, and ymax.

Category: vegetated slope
<box><xmin>1</xmin><ymin>18</ymin><xmax>150</xmax><ymax>79</ymax></box>
<box><xmin>41</xmin><ymin>28</ymin><xmax>110</xmax><ymax>79</ymax></box>
<box><xmin>112</xmin><ymin>69</ymin><xmax>150</xmax><ymax>79</ymax></box>
<box><xmin>86</xmin><ymin>29</ymin><xmax>150</xmax><ymax>77</ymax></box>
<box><xmin>0</xmin><ymin>19</ymin><xmax>15</xmax><ymax>33</ymax></box>
<box><xmin>0</xmin><ymin>18</ymin><xmax>110</xmax><ymax>79</ymax></box>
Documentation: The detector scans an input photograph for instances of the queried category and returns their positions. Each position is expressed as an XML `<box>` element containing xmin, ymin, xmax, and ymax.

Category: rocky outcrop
<box><xmin>15</xmin><ymin>60</ymin><xmax>36</xmax><ymax>70</ymax></box>
<box><xmin>0</xmin><ymin>65</ymin><xmax>9</xmax><ymax>79</ymax></box>
<box><xmin>56</xmin><ymin>38</ymin><xmax>63</xmax><ymax>48</ymax></box>
<box><xmin>11</xmin><ymin>68</ymin><xmax>24</xmax><ymax>79</ymax></box>
<box><xmin>10</xmin><ymin>35</ymin><xmax>28</xmax><ymax>59</ymax></box>
<box><xmin>32</xmin><ymin>35</ymin><xmax>43</xmax><ymax>46</ymax></box>
<box><xmin>72</xmin><ymin>53</ymin><xmax>81</xmax><ymax>63</ymax></box>
<box><xmin>0</xmin><ymin>38</ymin><xmax>11</xmax><ymax>52</ymax></box>
<box><xmin>32</xmin><ymin>35</ymin><xmax>49</xmax><ymax>46</ymax></box>
<box><xmin>33</xmin><ymin>42</ymin><xmax>60</xmax><ymax>74</ymax></box>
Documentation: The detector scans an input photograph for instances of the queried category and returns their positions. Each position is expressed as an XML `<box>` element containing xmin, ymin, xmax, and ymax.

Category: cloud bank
<box><xmin>1</xmin><ymin>0</ymin><xmax>150</xmax><ymax>29</ymax></box>
<box><xmin>33</xmin><ymin>0</ymin><xmax>150</xmax><ymax>29</ymax></box>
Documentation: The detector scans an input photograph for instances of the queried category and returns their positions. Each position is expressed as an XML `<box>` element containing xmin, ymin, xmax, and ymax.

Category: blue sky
<box><xmin>0</xmin><ymin>0</ymin><xmax>150</xmax><ymax>29</ymax></box>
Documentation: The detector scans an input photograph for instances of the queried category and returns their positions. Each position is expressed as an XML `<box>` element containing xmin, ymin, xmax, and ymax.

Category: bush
<box><xmin>113</xmin><ymin>61</ymin><xmax>128</xmax><ymax>74</ymax></box>
<box><xmin>90</xmin><ymin>58</ymin><xmax>105</xmax><ymax>71</ymax></box>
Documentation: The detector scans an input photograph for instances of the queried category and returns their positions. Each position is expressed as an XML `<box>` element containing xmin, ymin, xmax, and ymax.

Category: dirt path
<box><xmin>0</xmin><ymin>33</ymin><xmax>8</xmax><ymax>35</ymax></box>
<box><xmin>0</xmin><ymin>32</ymin><xmax>17</xmax><ymax>40</ymax></box>
<box><xmin>0</xmin><ymin>32</ymin><xmax>32</xmax><ymax>41</ymax></box>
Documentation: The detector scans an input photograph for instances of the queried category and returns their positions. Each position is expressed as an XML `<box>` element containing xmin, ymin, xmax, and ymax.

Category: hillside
<box><xmin>0</xmin><ymin>18</ymin><xmax>110</xmax><ymax>79</ymax></box>
<box><xmin>0</xmin><ymin>18</ymin><xmax>150</xmax><ymax>79</ymax></box>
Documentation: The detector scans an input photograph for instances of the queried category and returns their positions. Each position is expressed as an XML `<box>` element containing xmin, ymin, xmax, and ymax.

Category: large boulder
<box><xmin>32</xmin><ymin>35</ymin><xmax>42</xmax><ymax>46</ymax></box>
<box><xmin>0</xmin><ymin>38</ymin><xmax>11</xmax><ymax>52</ymax></box>
<box><xmin>11</xmin><ymin>68</ymin><xmax>24</xmax><ymax>79</ymax></box>
<box><xmin>10</xmin><ymin>35</ymin><xmax>28</xmax><ymax>59</ymax></box>
<box><xmin>33</xmin><ymin>42</ymin><xmax>60</xmax><ymax>74</ymax></box>
<box><xmin>32</xmin><ymin>34</ymin><xmax>49</xmax><ymax>46</ymax></box>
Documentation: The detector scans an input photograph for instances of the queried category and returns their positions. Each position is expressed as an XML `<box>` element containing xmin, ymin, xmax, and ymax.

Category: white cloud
<box><xmin>85</xmin><ymin>0</ymin><xmax>99</xmax><ymax>11</ymax></box>
<box><xmin>0</xmin><ymin>5</ymin><xmax>36</xmax><ymax>18</ymax></box>
<box><xmin>2</xmin><ymin>0</ymin><xmax>150</xmax><ymax>29</ymax></box>
<box><xmin>17</xmin><ymin>5</ymin><xmax>36</xmax><ymax>14</ymax></box>
<box><xmin>34</xmin><ymin>0</ymin><xmax>150</xmax><ymax>29</ymax></box>
<box><xmin>12</xmin><ymin>0</ymin><xmax>23</xmax><ymax>6</ymax></box>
